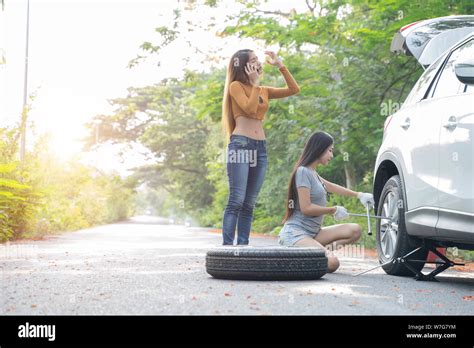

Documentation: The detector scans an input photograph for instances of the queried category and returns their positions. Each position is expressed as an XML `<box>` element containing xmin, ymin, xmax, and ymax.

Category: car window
<box><xmin>431</xmin><ymin>39</ymin><xmax>474</xmax><ymax>99</ymax></box>
<box><xmin>404</xmin><ymin>54</ymin><xmax>444</xmax><ymax>105</ymax></box>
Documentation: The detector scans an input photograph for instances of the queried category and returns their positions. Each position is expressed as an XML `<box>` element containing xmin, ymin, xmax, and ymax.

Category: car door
<box><xmin>427</xmin><ymin>38</ymin><xmax>474</xmax><ymax>241</ymax></box>
<box><xmin>396</xmin><ymin>53</ymin><xmax>446</xmax><ymax>237</ymax></box>
<box><xmin>399</xmin><ymin>62</ymin><xmax>444</xmax><ymax>211</ymax></box>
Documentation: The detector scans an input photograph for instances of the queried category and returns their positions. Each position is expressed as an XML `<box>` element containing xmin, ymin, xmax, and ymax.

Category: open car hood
<box><xmin>390</xmin><ymin>15</ymin><xmax>474</xmax><ymax>68</ymax></box>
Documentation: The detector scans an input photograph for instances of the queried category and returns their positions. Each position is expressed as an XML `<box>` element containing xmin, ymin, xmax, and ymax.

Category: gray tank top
<box><xmin>285</xmin><ymin>166</ymin><xmax>327</xmax><ymax>234</ymax></box>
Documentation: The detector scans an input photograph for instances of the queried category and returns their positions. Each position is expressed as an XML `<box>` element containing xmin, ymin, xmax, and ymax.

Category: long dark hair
<box><xmin>222</xmin><ymin>49</ymin><xmax>254</xmax><ymax>141</ymax></box>
<box><xmin>282</xmin><ymin>131</ymin><xmax>334</xmax><ymax>224</ymax></box>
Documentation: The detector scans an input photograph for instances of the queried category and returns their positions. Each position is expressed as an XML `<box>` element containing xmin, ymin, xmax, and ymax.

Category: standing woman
<box><xmin>279</xmin><ymin>131</ymin><xmax>374</xmax><ymax>273</ymax></box>
<box><xmin>221</xmin><ymin>49</ymin><xmax>300</xmax><ymax>245</ymax></box>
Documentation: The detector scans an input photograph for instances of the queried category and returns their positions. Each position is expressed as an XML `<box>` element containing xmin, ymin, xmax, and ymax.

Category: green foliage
<box><xmin>0</xmin><ymin>168</ymin><xmax>34</xmax><ymax>241</ymax></box>
<box><xmin>86</xmin><ymin>71</ymin><xmax>218</xmax><ymax>225</ymax></box>
<box><xmin>23</xmin><ymin>139</ymin><xmax>137</xmax><ymax>238</ymax></box>
<box><xmin>0</xmin><ymin>128</ymin><xmax>39</xmax><ymax>241</ymax></box>
<box><xmin>0</xmin><ymin>126</ymin><xmax>136</xmax><ymax>242</ymax></box>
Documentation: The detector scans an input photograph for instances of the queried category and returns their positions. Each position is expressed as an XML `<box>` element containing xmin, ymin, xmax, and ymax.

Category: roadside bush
<box><xmin>0</xmin><ymin>129</ymin><xmax>136</xmax><ymax>241</ymax></box>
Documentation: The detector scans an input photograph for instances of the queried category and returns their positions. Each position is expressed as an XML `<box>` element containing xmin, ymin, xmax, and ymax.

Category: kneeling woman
<box><xmin>279</xmin><ymin>131</ymin><xmax>374</xmax><ymax>273</ymax></box>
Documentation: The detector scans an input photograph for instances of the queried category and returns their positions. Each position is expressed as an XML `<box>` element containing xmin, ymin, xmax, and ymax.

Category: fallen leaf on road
<box><xmin>224</xmin><ymin>292</ymin><xmax>231</xmax><ymax>297</ymax></box>
<box><xmin>31</xmin><ymin>304</ymin><xmax>37</xmax><ymax>308</ymax></box>
<box><xmin>462</xmin><ymin>296</ymin><xmax>474</xmax><ymax>301</ymax></box>
<box><xmin>349</xmin><ymin>300</ymin><xmax>360</xmax><ymax>307</ymax></box>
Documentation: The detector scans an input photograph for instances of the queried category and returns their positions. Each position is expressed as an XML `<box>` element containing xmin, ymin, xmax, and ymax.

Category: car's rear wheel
<box><xmin>376</xmin><ymin>175</ymin><xmax>428</xmax><ymax>276</ymax></box>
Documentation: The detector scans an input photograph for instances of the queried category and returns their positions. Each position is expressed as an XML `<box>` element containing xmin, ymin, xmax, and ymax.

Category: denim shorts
<box><xmin>278</xmin><ymin>224</ymin><xmax>320</xmax><ymax>246</ymax></box>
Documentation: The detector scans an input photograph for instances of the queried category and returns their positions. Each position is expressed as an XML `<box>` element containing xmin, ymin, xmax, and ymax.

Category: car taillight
<box><xmin>400</xmin><ymin>20</ymin><xmax>422</xmax><ymax>32</ymax></box>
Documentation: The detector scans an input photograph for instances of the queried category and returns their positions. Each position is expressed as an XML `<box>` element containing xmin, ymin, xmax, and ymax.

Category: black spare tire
<box><xmin>206</xmin><ymin>246</ymin><xmax>328</xmax><ymax>280</ymax></box>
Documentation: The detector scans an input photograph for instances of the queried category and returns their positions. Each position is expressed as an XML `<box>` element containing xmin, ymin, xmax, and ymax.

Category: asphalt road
<box><xmin>1</xmin><ymin>216</ymin><xmax>473</xmax><ymax>315</ymax></box>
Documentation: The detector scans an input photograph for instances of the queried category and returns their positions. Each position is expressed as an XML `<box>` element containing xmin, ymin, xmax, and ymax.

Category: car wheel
<box><xmin>206</xmin><ymin>246</ymin><xmax>328</xmax><ymax>280</ymax></box>
<box><xmin>376</xmin><ymin>175</ymin><xmax>428</xmax><ymax>276</ymax></box>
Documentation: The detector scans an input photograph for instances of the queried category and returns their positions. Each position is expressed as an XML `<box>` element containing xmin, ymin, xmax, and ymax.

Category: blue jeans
<box><xmin>222</xmin><ymin>134</ymin><xmax>268</xmax><ymax>245</ymax></box>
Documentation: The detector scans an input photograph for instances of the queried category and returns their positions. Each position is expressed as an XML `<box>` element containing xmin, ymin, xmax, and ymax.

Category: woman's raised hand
<box><xmin>265</xmin><ymin>50</ymin><xmax>283</xmax><ymax>68</ymax></box>
<box><xmin>244</xmin><ymin>62</ymin><xmax>260</xmax><ymax>86</ymax></box>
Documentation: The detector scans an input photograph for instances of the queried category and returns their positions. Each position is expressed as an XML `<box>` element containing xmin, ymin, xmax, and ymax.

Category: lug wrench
<box><xmin>348</xmin><ymin>204</ymin><xmax>392</xmax><ymax>236</ymax></box>
<box><xmin>348</xmin><ymin>204</ymin><xmax>398</xmax><ymax>277</ymax></box>
<box><xmin>347</xmin><ymin>212</ymin><xmax>391</xmax><ymax>220</ymax></box>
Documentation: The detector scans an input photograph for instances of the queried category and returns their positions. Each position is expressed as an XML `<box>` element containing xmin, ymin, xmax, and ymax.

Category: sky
<box><xmin>0</xmin><ymin>0</ymin><xmax>308</xmax><ymax>175</ymax></box>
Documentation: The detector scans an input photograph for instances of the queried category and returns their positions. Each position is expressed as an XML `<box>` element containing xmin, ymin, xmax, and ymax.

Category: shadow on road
<box><xmin>434</xmin><ymin>274</ymin><xmax>474</xmax><ymax>285</ymax></box>
<box><xmin>345</xmin><ymin>270</ymin><xmax>474</xmax><ymax>287</ymax></box>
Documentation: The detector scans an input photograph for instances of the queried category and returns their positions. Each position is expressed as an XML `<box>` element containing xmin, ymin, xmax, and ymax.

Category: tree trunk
<box><xmin>344</xmin><ymin>162</ymin><xmax>356</xmax><ymax>190</ymax></box>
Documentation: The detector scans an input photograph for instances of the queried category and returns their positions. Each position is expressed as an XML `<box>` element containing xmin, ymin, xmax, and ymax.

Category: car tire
<box><xmin>376</xmin><ymin>175</ymin><xmax>428</xmax><ymax>276</ymax></box>
<box><xmin>206</xmin><ymin>246</ymin><xmax>328</xmax><ymax>280</ymax></box>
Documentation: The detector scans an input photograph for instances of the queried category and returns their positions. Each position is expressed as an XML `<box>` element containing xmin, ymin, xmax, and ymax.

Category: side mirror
<box><xmin>455</xmin><ymin>58</ymin><xmax>474</xmax><ymax>85</ymax></box>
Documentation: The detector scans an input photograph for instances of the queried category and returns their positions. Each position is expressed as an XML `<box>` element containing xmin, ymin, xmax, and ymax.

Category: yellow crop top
<box><xmin>229</xmin><ymin>65</ymin><xmax>300</xmax><ymax>121</ymax></box>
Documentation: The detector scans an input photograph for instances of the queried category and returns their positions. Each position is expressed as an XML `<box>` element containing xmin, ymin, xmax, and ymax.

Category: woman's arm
<box><xmin>266</xmin><ymin>65</ymin><xmax>300</xmax><ymax>99</ymax></box>
<box><xmin>319</xmin><ymin>176</ymin><xmax>359</xmax><ymax>198</ymax></box>
<box><xmin>297</xmin><ymin>186</ymin><xmax>337</xmax><ymax>217</ymax></box>
<box><xmin>229</xmin><ymin>81</ymin><xmax>261</xmax><ymax>115</ymax></box>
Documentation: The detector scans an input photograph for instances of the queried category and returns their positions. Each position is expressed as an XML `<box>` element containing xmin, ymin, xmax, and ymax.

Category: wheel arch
<box><xmin>374</xmin><ymin>153</ymin><xmax>407</xmax><ymax>213</ymax></box>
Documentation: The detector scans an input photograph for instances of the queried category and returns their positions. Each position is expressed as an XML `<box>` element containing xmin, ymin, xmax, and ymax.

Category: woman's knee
<box><xmin>240</xmin><ymin>199</ymin><xmax>257</xmax><ymax>215</ymax></box>
<box><xmin>351</xmin><ymin>223</ymin><xmax>362</xmax><ymax>241</ymax></box>
<box><xmin>225</xmin><ymin>195</ymin><xmax>245</xmax><ymax>212</ymax></box>
<box><xmin>327</xmin><ymin>255</ymin><xmax>340</xmax><ymax>273</ymax></box>
<box><xmin>296</xmin><ymin>238</ymin><xmax>339</xmax><ymax>273</ymax></box>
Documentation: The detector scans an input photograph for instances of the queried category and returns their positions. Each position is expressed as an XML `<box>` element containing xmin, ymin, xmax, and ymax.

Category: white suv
<box><xmin>373</xmin><ymin>16</ymin><xmax>474</xmax><ymax>276</ymax></box>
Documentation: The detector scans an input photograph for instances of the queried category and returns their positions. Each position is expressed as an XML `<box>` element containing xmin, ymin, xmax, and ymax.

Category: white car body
<box><xmin>374</xmin><ymin>16</ymin><xmax>474</xmax><ymax>250</ymax></box>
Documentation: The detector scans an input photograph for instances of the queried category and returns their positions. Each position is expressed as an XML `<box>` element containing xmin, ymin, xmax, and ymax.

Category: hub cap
<box><xmin>380</xmin><ymin>191</ymin><xmax>400</xmax><ymax>259</ymax></box>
